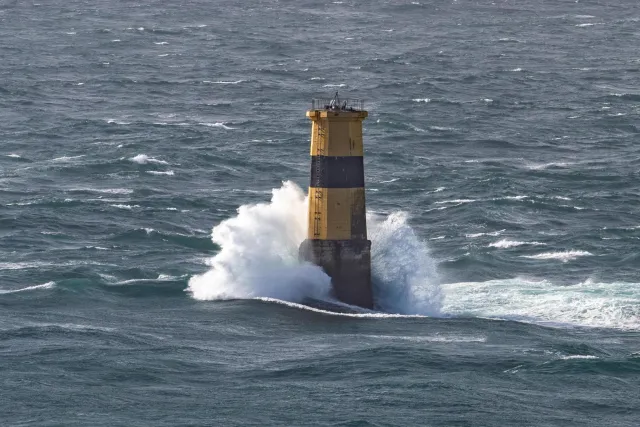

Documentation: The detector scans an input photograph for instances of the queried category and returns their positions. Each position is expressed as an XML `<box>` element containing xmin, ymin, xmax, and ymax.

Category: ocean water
<box><xmin>1</xmin><ymin>0</ymin><xmax>639</xmax><ymax>425</ymax></box>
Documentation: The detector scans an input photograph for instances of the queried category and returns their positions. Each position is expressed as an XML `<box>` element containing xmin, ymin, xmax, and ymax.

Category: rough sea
<box><xmin>1</xmin><ymin>1</ymin><xmax>639</xmax><ymax>425</ymax></box>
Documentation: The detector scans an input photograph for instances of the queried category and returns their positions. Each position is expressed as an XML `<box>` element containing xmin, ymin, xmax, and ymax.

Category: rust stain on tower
<box><xmin>299</xmin><ymin>93</ymin><xmax>373</xmax><ymax>309</ymax></box>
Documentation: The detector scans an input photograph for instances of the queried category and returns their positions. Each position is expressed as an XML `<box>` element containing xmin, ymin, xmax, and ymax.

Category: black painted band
<box><xmin>310</xmin><ymin>156</ymin><xmax>364</xmax><ymax>188</ymax></box>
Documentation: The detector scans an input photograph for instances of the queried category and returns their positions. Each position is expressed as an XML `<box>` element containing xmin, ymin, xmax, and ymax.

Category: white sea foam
<box><xmin>435</xmin><ymin>199</ymin><xmax>476</xmax><ymax>205</ymax></box>
<box><xmin>51</xmin><ymin>155</ymin><xmax>85</xmax><ymax>162</ymax></box>
<box><xmin>146</xmin><ymin>170</ymin><xmax>174</xmax><ymax>176</ymax></box>
<box><xmin>521</xmin><ymin>250</ymin><xmax>592</xmax><ymax>262</ymax></box>
<box><xmin>0</xmin><ymin>262</ymin><xmax>53</xmax><ymax>270</ymax></box>
<box><xmin>154</xmin><ymin>41</ymin><xmax>168</xmax><ymax>45</ymax></box>
<box><xmin>441</xmin><ymin>278</ymin><xmax>639</xmax><ymax>330</ymax></box>
<box><xmin>203</xmin><ymin>80</ymin><xmax>245</xmax><ymax>84</ymax></box>
<box><xmin>130</xmin><ymin>154</ymin><xmax>168</xmax><ymax>165</ymax></box>
<box><xmin>187</xmin><ymin>181</ymin><xmax>442</xmax><ymax>315</ymax></box>
<box><xmin>526</xmin><ymin>161</ymin><xmax>574</xmax><ymax>170</ymax></box>
<box><xmin>198</xmin><ymin>122</ymin><xmax>235</xmax><ymax>129</ymax></box>
<box><xmin>70</xmin><ymin>187</ymin><xmax>133</xmax><ymax>195</ymax></box>
<box><xmin>465</xmin><ymin>229</ymin><xmax>506</xmax><ymax>238</ymax></box>
<box><xmin>407</xmin><ymin>124</ymin><xmax>426</xmax><ymax>132</ymax></box>
<box><xmin>110</xmin><ymin>204</ymin><xmax>141</xmax><ymax>210</ymax></box>
<box><xmin>412</xmin><ymin>98</ymin><xmax>431</xmax><ymax>103</ymax></box>
<box><xmin>361</xmin><ymin>334</ymin><xmax>486</xmax><ymax>343</ymax></box>
<box><xmin>488</xmin><ymin>239</ymin><xmax>545</xmax><ymax>249</ymax></box>
<box><xmin>560</xmin><ymin>355</ymin><xmax>598</xmax><ymax>360</ymax></box>
<box><xmin>0</xmin><ymin>282</ymin><xmax>55</xmax><ymax>295</ymax></box>
<box><xmin>109</xmin><ymin>274</ymin><xmax>186</xmax><ymax>286</ymax></box>
<box><xmin>6</xmin><ymin>153</ymin><xmax>22</xmax><ymax>158</ymax></box>
<box><xmin>323</xmin><ymin>83</ymin><xmax>346</xmax><ymax>87</ymax></box>
<box><xmin>255</xmin><ymin>297</ymin><xmax>428</xmax><ymax>318</ymax></box>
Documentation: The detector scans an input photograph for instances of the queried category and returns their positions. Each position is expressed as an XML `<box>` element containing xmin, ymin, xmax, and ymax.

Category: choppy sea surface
<box><xmin>1</xmin><ymin>1</ymin><xmax>639</xmax><ymax>425</ymax></box>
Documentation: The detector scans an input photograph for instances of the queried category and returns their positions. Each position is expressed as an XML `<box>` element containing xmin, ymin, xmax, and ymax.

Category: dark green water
<box><xmin>1</xmin><ymin>1</ymin><xmax>639</xmax><ymax>425</ymax></box>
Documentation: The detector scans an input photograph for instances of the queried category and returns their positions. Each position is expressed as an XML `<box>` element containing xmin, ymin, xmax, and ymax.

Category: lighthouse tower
<box><xmin>299</xmin><ymin>93</ymin><xmax>373</xmax><ymax>309</ymax></box>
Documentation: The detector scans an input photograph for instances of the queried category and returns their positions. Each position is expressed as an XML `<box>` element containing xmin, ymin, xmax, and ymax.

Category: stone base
<box><xmin>299</xmin><ymin>239</ymin><xmax>373</xmax><ymax>309</ymax></box>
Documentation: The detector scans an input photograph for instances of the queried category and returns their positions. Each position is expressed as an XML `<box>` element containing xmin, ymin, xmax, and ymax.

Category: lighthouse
<box><xmin>299</xmin><ymin>93</ymin><xmax>374</xmax><ymax>309</ymax></box>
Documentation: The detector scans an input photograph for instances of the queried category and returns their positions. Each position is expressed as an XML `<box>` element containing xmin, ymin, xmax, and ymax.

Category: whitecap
<box><xmin>69</xmin><ymin>187</ymin><xmax>133</xmax><ymax>195</ymax></box>
<box><xmin>146</xmin><ymin>170</ymin><xmax>174</xmax><ymax>176</ymax></box>
<box><xmin>361</xmin><ymin>334</ymin><xmax>486</xmax><ymax>343</ymax></box>
<box><xmin>412</xmin><ymin>98</ymin><xmax>431</xmax><ymax>103</ymax></box>
<box><xmin>198</xmin><ymin>122</ymin><xmax>235</xmax><ymax>130</ymax></box>
<box><xmin>6</xmin><ymin>154</ymin><xmax>21</xmax><ymax>158</ymax></box>
<box><xmin>560</xmin><ymin>355</ymin><xmax>598</xmax><ymax>360</ymax></box>
<box><xmin>466</xmin><ymin>229</ymin><xmax>506</xmax><ymax>238</ymax></box>
<box><xmin>526</xmin><ymin>161</ymin><xmax>574</xmax><ymax>170</ymax></box>
<box><xmin>322</xmin><ymin>83</ymin><xmax>346</xmax><ymax>88</ymax></box>
<box><xmin>520</xmin><ymin>250</ymin><xmax>592</xmax><ymax>262</ymax></box>
<box><xmin>407</xmin><ymin>124</ymin><xmax>426</xmax><ymax>132</ymax></box>
<box><xmin>110</xmin><ymin>204</ymin><xmax>141</xmax><ymax>210</ymax></box>
<box><xmin>129</xmin><ymin>154</ymin><xmax>168</xmax><ymax>165</ymax></box>
<box><xmin>435</xmin><ymin>199</ymin><xmax>476</xmax><ymax>205</ymax></box>
<box><xmin>488</xmin><ymin>239</ymin><xmax>545</xmax><ymax>249</ymax></box>
<box><xmin>0</xmin><ymin>282</ymin><xmax>55</xmax><ymax>294</ymax></box>
<box><xmin>154</xmin><ymin>41</ymin><xmax>168</xmax><ymax>45</ymax></box>
<box><xmin>203</xmin><ymin>80</ymin><xmax>245</xmax><ymax>84</ymax></box>
<box><xmin>51</xmin><ymin>155</ymin><xmax>85</xmax><ymax>162</ymax></box>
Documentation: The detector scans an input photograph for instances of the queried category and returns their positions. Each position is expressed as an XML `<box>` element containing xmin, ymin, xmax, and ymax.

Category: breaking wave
<box><xmin>187</xmin><ymin>182</ymin><xmax>639</xmax><ymax>329</ymax></box>
<box><xmin>187</xmin><ymin>181</ymin><xmax>442</xmax><ymax>315</ymax></box>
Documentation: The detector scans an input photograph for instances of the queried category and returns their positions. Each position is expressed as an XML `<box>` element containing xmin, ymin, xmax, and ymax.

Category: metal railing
<box><xmin>311</xmin><ymin>97</ymin><xmax>364</xmax><ymax>112</ymax></box>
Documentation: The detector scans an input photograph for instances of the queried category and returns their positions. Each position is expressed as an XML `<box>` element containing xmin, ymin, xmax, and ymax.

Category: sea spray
<box><xmin>187</xmin><ymin>181</ymin><xmax>331</xmax><ymax>302</ymax></box>
<box><xmin>368</xmin><ymin>212</ymin><xmax>442</xmax><ymax>315</ymax></box>
<box><xmin>187</xmin><ymin>181</ymin><xmax>443</xmax><ymax>314</ymax></box>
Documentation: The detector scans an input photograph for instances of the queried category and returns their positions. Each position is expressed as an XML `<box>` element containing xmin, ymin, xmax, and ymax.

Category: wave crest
<box><xmin>187</xmin><ymin>182</ymin><xmax>442</xmax><ymax>315</ymax></box>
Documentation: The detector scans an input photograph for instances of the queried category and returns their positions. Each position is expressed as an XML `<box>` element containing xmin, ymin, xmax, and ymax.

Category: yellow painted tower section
<box><xmin>306</xmin><ymin>110</ymin><xmax>368</xmax><ymax>241</ymax></box>
<box><xmin>299</xmin><ymin>96</ymin><xmax>373</xmax><ymax>309</ymax></box>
